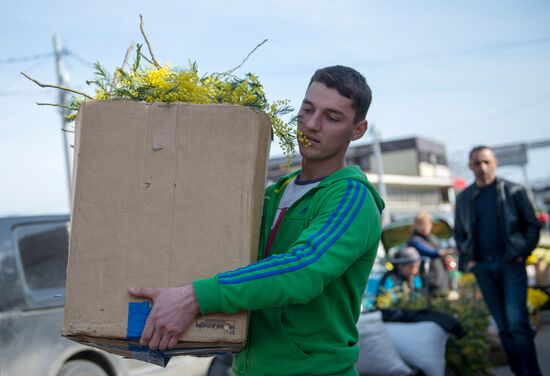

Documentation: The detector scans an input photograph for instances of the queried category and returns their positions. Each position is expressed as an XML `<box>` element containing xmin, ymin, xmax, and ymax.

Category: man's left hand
<box><xmin>129</xmin><ymin>284</ymin><xmax>199</xmax><ymax>350</ymax></box>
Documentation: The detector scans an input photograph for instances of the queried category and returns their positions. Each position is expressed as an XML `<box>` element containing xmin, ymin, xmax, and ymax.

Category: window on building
<box><xmin>349</xmin><ymin>156</ymin><xmax>370</xmax><ymax>171</ymax></box>
<box><xmin>440</xmin><ymin>188</ymin><xmax>450</xmax><ymax>203</ymax></box>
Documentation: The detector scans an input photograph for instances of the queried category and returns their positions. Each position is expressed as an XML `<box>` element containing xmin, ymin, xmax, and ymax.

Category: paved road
<box><xmin>493</xmin><ymin>310</ymin><xmax>550</xmax><ymax>376</ymax></box>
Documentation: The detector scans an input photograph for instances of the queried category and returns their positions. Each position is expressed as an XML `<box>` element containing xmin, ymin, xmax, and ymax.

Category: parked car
<box><xmin>0</xmin><ymin>214</ymin><xmax>210</xmax><ymax>376</ymax></box>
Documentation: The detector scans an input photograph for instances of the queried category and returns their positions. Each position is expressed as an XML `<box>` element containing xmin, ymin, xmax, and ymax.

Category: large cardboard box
<box><xmin>63</xmin><ymin>100</ymin><xmax>271</xmax><ymax>365</ymax></box>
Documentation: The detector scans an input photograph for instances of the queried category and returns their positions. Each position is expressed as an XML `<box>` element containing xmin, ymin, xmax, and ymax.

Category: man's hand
<box><xmin>128</xmin><ymin>284</ymin><xmax>199</xmax><ymax>350</ymax></box>
<box><xmin>467</xmin><ymin>260</ymin><xmax>477</xmax><ymax>271</ymax></box>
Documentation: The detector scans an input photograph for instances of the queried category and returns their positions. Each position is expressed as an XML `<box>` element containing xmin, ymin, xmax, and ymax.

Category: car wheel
<box><xmin>58</xmin><ymin>360</ymin><xmax>108</xmax><ymax>376</ymax></box>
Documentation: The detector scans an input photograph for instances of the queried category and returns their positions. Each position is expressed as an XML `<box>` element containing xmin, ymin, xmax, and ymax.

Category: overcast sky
<box><xmin>1</xmin><ymin>0</ymin><xmax>549</xmax><ymax>216</ymax></box>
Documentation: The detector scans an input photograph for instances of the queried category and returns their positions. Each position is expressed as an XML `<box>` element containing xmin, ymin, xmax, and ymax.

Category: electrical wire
<box><xmin>369</xmin><ymin>36</ymin><xmax>550</xmax><ymax>66</ymax></box>
<box><xmin>64</xmin><ymin>49</ymin><xmax>94</xmax><ymax>67</ymax></box>
<box><xmin>0</xmin><ymin>55</ymin><xmax>53</xmax><ymax>95</ymax></box>
<box><xmin>0</xmin><ymin>90</ymin><xmax>45</xmax><ymax>97</ymax></box>
<box><xmin>430</xmin><ymin>92</ymin><xmax>550</xmax><ymax>136</ymax></box>
<box><xmin>0</xmin><ymin>52</ymin><xmax>54</xmax><ymax>65</ymax></box>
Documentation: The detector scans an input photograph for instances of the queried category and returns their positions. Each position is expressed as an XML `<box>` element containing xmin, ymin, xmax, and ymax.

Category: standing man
<box><xmin>454</xmin><ymin>145</ymin><xmax>541</xmax><ymax>376</ymax></box>
<box><xmin>130</xmin><ymin>66</ymin><xmax>385</xmax><ymax>375</ymax></box>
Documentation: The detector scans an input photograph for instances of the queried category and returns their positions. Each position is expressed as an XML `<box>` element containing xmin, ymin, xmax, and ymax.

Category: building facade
<box><xmin>268</xmin><ymin>137</ymin><xmax>454</xmax><ymax>219</ymax></box>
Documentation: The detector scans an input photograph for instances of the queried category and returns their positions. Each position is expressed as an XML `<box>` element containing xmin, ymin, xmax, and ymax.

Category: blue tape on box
<box><xmin>127</xmin><ymin>301</ymin><xmax>151</xmax><ymax>339</ymax></box>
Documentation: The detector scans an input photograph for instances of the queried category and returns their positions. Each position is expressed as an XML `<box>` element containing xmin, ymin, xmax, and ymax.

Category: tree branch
<box><xmin>222</xmin><ymin>39</ymin><xmax>268</xmax><ymax>75</ymax></box>
<box><xmin>139</xmin><ymin>14</ymin><xmax>161</xmax><ymax>68</ymax></box>
<box><xmin>36</xmin><ymin>102</ymin><xmax>72</xmax><ymax>109</ymax></box>
<box><xmin>139</xmin><ymin>52</ymin><xmax>154</xmax><ymax>65</ymax></box>
<box><xmin>21</xmin><ymin>72</ymin><xmax>93</xmax><ymax>99</ymax></box>
<box><xmin>121</xmin><ymin>41</ymin><xmax>136</xmax><ymax>70</ymax></box>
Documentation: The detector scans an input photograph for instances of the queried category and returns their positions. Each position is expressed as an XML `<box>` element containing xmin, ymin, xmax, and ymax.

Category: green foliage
<box><xmin>63</xmin><ymin>38</ymin><xmax>300</xmax><ymax>163</ymax></box>
<box><xmin>389</xmin><ymin>295</ymin><xmax>493</xmax><ymax>376</ymax></box>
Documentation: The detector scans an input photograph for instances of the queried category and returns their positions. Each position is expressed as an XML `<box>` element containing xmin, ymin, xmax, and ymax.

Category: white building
<box><xmin>267</xmin><ymin>137</ymin><xmax>454</xmax><ymax>219</ymax></box>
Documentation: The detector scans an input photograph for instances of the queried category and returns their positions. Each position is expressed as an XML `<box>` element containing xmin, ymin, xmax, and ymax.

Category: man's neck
<box><xmin>300</xmin><ymin>159</ymin><xmax>345</xmax><ymax>181</ymax></box>
<box><xmin>475</xmin><ymin>176</ymin><xmax>497</xmax><ymax>188</ymax></box>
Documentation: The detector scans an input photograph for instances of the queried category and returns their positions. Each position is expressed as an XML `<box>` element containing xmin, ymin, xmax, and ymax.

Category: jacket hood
<box><xmin>274</xmin><ymin>165</ymin><xmax>385</xmax><ymax>214</ymax></box>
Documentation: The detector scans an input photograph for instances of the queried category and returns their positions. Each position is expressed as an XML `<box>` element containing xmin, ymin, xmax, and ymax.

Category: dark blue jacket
<box><xmin>454</xmin><ymin>177</ymin><xmax>540</xmax><ymax>269</ymax></box>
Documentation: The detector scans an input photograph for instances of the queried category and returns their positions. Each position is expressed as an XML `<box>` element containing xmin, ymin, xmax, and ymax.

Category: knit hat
<box><xmin>395</xmin><ymin>247</ymin><xmax>421</xmax><ymax>264</ymax></box>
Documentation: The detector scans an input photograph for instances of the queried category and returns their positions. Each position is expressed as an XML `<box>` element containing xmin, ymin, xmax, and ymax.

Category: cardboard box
<box><xmin>63</xmin><ymin>100</ymin><xmax>271</xmax><ymax>365</ymax></box>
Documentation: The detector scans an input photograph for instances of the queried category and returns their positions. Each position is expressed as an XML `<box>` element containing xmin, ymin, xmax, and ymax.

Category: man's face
<box><xmin>297</xmin><ymin>82</ymin><xmax>367</xmax><ymax>163</ymax></box>
<box><xmin>469</xmin><ymin>148</ymin><xmax>498</xmax><ymax>186</ymax></box>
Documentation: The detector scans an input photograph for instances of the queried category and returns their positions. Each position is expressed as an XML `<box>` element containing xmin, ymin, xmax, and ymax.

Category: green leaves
<box><xmin>388</xmin><ymin>295</ymin><xmax>493</xmax><ymax>375</ymax></box>
<box><xmin>60</xmin><ymin>32</ymin><xmax>298</xmax><ymax>161</ymax></box>
<box><xmin>133</xmin><ymin>44</ymin><xmax>143</xmax><ymax>73</ymax></box>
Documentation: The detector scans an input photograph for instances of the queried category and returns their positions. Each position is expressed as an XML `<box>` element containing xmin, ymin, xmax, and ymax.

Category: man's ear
<box><xmin>351</xmin><ymin>120</ymin><xmax>368</xmax><ymax>141</ymax></box>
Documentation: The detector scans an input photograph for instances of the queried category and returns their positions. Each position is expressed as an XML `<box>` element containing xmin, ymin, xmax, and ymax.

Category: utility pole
<box><xmin>53</xmin><ymin>34</ymin><xmax>72</xmax><ymax>206</ymax></box>
<box><xmin>491</xmin><ymin>141</ymin><xmax>550</xmax><ymax>203</ymax></box>
<box><xmin>371</xmin><ymin>124</ymin><xmax>391</xmax><ymax>224</ymax></box>
<box><xmin>521</xmin><ymin>164</ymin><xmax>535</xmax><ymax>203</ymax></box>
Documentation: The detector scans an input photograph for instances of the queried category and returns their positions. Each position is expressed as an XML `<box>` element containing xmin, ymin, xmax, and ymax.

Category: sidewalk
<box><xmin>492</xmin><ymin>309</ymin><xmax>550</xmax><ymax>375</ymax></box>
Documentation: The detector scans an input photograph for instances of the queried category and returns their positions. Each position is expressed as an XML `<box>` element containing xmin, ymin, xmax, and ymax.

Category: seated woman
<box><xmin>376</xmin><ymin>247</ymin><xmax>424</xmax><ymax>306</ymax></box>
<box><xmin>407</xmin><ymin>212</ymin><xmax>454</xmax><ymax>297</ymax></box>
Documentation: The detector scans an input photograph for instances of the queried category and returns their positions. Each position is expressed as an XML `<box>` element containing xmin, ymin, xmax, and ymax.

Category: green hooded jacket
<box><xmin>193</xmin><ymin>165</ymin><xmax>385</xmax><ymax>375</ymax></box>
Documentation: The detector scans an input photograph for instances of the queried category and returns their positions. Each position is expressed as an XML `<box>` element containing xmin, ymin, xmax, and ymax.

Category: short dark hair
<box><xmin>308</xmin><ymin>65</ymin><xmax>372</xmax><ymax>124</ymax></box>
<box><xmin>468</xmin><ymin>145</ymin><xmax>494</xmax><ymax>160</ymax></box>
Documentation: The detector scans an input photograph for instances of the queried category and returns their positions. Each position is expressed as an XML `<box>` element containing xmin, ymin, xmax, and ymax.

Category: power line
<box><xmin>64</xmin><ymin>49</ymin><xmax>94</xmax><ymax>67</ymax></box>
<box><xmin>370</xmin><ymin>36</ymin><xmax>550</xmax><ymax>66</ymax></box>
<box><xmin>0</xmin><ymin>48</ymin><xmax>94</xmax><ymax>68</ymax></box>
<box><xmin>431</xmin><ymin>91</ymin><xmax>550</xmax><ymax>136</ymax></box>
<box><xmin>0</xmin><ymin>90</ymin><xmax>46</xmax><ymax>97</ymax></box>
<box><xmin>0</xmin><ymin>54</ymin><xmax>52</xmax><ymax>94</ymax></box>
<box><xmin>0</xmin><ymin>46</ymin><xmax>94</xmax><ymax>97</ymax></box>
<box><xmin>0</xmin><ymin>52</ymin><xmax>54</xmax><ymax>65</ymax></box>
<box><xmin>264</xmin><ymin>35</ymin><xmax>550</xmax><ymax>77</ymax></box>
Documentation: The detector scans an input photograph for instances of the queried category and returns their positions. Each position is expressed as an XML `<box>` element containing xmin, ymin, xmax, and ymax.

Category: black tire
<box><xmin>58</xmin><ymin>360</ymin><xmax>108</xmax><ymax>376</ymax></box>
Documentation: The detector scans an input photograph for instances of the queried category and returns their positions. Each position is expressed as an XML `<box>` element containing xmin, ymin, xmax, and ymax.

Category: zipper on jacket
<box><xmin>244</xmin><ymin>312</ymin><xmax>254</xmax><ymax>375</ymax></box>
<box><xmin>496</xmin><ymin>179</ymin><xmax>511</xmax><ymax>257</ymax></box>
<box><xmin>261</xmin><ymin>181</ymin><xmax>322</xmax><ymax>259</ymax></box>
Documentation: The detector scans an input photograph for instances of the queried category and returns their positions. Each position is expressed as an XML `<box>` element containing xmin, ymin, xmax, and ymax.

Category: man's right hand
<box><xmin>129</xmin><ymin>284</ymin><xmax>200</xmax><ymax>351</ymax></box>
<box><xmin>466</xmin><ymin>260</ymin><xmax>477</xmax><ymax>271</ymax></box>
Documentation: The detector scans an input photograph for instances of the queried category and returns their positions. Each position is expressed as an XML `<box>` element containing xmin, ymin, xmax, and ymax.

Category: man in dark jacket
<box><xmin>454</xmin><ymin>145</ymin><xmax>541</xmax><ymax>376</ymax></box>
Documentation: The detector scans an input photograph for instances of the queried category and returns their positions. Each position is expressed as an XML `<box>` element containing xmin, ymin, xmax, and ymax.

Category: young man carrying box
<box><xmin>130</xmin><ymin>65</ymin><xmax>385</xmax><ymax>375</ymax></box>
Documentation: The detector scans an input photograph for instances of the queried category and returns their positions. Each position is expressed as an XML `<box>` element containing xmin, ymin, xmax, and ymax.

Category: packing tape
<box><xmin>127</xmin><ymin>301</ymin><xmax>151</xmax><ymax>339</ymax></box>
